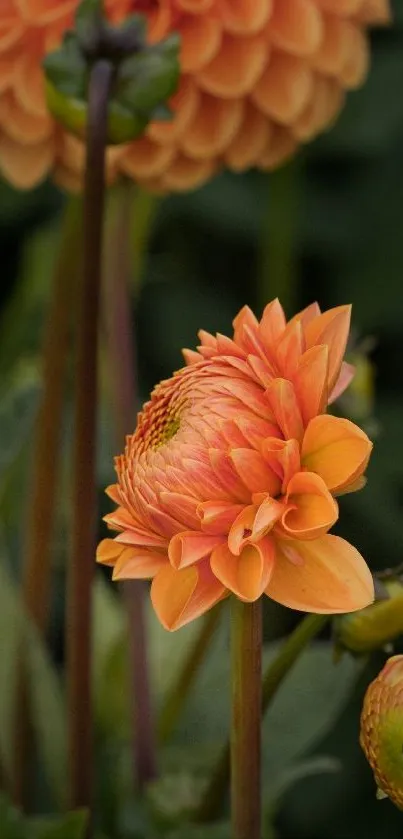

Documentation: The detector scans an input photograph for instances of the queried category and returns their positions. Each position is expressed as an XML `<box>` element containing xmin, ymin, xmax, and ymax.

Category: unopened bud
<box><xmin>334</xmin><ymin>578</ymin><xmax>403</xmax><ymax>657</ymax></box>
<box><xmin>360</xmin><ymin>655</ymin><xmax>403</xmax><ymax>808</ymax></box>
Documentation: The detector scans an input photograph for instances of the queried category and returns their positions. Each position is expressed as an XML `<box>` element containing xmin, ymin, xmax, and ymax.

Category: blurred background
<box><xmin>1</xmin><ymin>3</ymin><xmax>403</xmax><ymax>838</ymax></box>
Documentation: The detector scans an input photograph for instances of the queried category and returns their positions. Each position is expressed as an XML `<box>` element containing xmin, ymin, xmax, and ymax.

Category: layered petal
<box><xmin>281</xmin><ymin>471</ymin><xmax>338</xmax><ymax>539</ymax></box>
<box><xmin>302</xmin><ymin>414</ymin><xmax>372</xmax><ymax>492</ymax></box>
<box><xmin>211</xmin><ymin>538</ymin><xmax>275</xmax><ymax>601</ymax></box>
<box><xmin>266</xmin><ymin>535</ymin><xmax>374</xmax><ymax>613</ymax></box>
<box><xmin>151</xmin><ymin>561</ymin><xmax>227</xmax><ymax>630</ymax></box>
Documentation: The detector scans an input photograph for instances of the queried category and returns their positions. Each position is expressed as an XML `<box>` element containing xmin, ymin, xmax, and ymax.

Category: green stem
<box><xmin>231</xmin><ymin>598</ymin><xmax>262</xmax><ymax>839</ymax></box>
<box><xmin>258</xmin><ymin>161</ymin><xmax>300</xmax><ymax>315</ymax></box>
<box><xmin>103</xmin><ymin>182</ymin><xmax>157</xmax><ymax>788</ymax></box>
<box><xmin>158</xmin><ymin>604</ymin><xmax>222</xmax><ymax>744</ymax></box>
<box><xmin>66</xmin><ymin>59</ymin><xmax>112</xmax><ymax>819</ymax></box>
<box><xmin>198</xmin><ymin>612</ymin><xmax>328</xmax><ymax>824</ymax></box>
<box><xmin>13</xmin><ymin>199</ymin><xmax>80</xmax><ymax>810</ymax></box>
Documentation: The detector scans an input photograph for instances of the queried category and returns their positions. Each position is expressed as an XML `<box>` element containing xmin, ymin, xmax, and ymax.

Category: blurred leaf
<box><xmin>0</xmin><ymin>368</ymin><xmax>41</xmax><ymax>501</ymax></box>
<box><xmin>0</xmin><ymin>793</ymin><xmax>25</xmax><ymax>839</ymax></box>
<box><xmin>267</xmin><ymin>756</ymin><xmax>341</xmax><ymax>807</ymax></box>
<box><xmin>30</xmin><ymin>810</ymin><xmax>89</xmax><ymax>839</ymax></box>
<box><xmin>0</xmin><ymin>557</ymin><xmax>67</xmax><ymax>809</ymax></box>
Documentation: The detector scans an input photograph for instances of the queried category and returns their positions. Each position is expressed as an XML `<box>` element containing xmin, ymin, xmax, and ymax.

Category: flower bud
<box><xmin>360</xmin><ymin>655</ymin><xmax>403</xmax><ymax>807</ymax></box>
<box><xmin>334</xmin><ymin>579</ymin><xmax>403</xmax><ymax>657</ymax></box>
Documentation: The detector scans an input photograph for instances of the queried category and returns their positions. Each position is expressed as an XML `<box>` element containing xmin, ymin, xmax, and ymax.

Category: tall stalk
<box><xmin>13</xmin><ymin>200</ymin><xmax>80</xmax><ymax>809</ymax></box>
<box><xmin>258</xmin><ymin>162</ymin><xmax>300</xmax><ymax>315</ymax></box>
<box><xmin>231</xmin><ymin>599</ymin><xmax>262</xmax><ymax>839</ymax></box>
<box><xmin>103</xmin><ymin>182</ymin><xmax>157</xmax><ymax>787</ymax></box>
<box><xmin>66</xmin><ymin>59</ymin><xmax>112</xmax><ymax>819</ymax></box>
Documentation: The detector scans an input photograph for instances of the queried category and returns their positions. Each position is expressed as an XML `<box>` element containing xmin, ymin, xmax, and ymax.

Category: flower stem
<box><xmin>258</xmin><ymin>161</ymin><xmax>300</xmax><ymax>315</ymax></box>
<box><xmin>13</xmin><ymin>198</ymin><xmax>80</xmax><ymax>810</ymax></box>
<box><xmin>197</xmin><ymin>612</ymin><xmax>328</xmax><ymax>823</ymax></box>
<box><xmin>66</xmin><ymin>59</ymin><xmax>112</xmax><ymax>818</ymax></box>
<box><xmin>231</xmin><ymin>598</ymin><xmax>262</xmax><ymax>839</ymax></box>
<box><xmin>103</xmin><ymin>182</ymin><xmax>157</xmax><ymax>788</ymax></box>
<box><xmin>158</xmin><ymin>604</ymin><xmax>222</xmax><ymax>744</ymax></box>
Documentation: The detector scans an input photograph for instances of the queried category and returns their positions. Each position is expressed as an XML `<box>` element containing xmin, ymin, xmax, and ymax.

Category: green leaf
<box><xmin>0</xmin><ymin>793</ymin><xmax>26</xmax><ymax>839</ymax></box>
<box><xmin>30</xmin><ymin>810</ymin><xmax>89</xmax><ymax>839</ymax></box>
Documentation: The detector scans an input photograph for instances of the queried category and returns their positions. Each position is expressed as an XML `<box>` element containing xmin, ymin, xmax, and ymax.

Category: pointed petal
<box><xmin>115</xmin><ymin>528</ymin><xmax>167</xmax><ymax>548</ymax></box>
<box><xmin>228</xmin><ymin>505</ymin><xmax>257</xmax><ymax>555</ymax></box>
<box><xmin>288</xmin><ymin>301</ymin><xmax>321</xmax><ymax>330</ymax></box>
<box><xmin>168</xmin><ymin>531</ymin><xmax>224</xmax><ymax>570</ymax></box>
<box><xmin>328</xmin><ymin>361</ymin><xmax>355</xmax><ymax>404</ymax></box>
<box><xmin>304</xmin><ymin>305</ymin><xmax>351</xmax><ymax>392</ymax></box>
<box><xmin>261</xmin><ymin>437</ymin><xmax>300</xmax><ymax>493</ymax></box>
<box><xmin>275</xmin><ymin>319</ymin><xmax>304</xmax><ymax>379</ymax></box>
<box><xmin>266</xmin><ymin>534</ymin><xmax>374</xmax><ymax>613</ymax></box>
<box><xmin>281</xmin><ymin>471</ymin><xmax>338</xmax><ymax>540</ymax></box>
<box><xmin>294</xmin><ymin>344</ymin><xmax>329</xmax><ymax>425</ymax></box>
<box><xmin>112</xmin><ymin>547</ymin><xmax>167</xmax><ymax>580</ymax></box>
<box><xmin>96</xmin><ymin>538</ymin><xmax>123</xmax><ymax>567</ymax></box>
<box><xmin>252</xmin><ymin>496</ymin><xmax>284</xmax><ymax>540</ymax></box>
<box><xmin>259</xmin><ymin>298</ymin><xmax>286</xmax><ymax>353</ymax></box>
<box><xmin>209</xmin><ymin>448</ymin><xmax>251</xmax><ymax>502</ymax></box>
<box><xmin>160</xmin><ymin>491</ymin><xmax>200</xmax><ymax>529</ymax></box>
<box><xmin>266</xmin><ymin>378</ymin><xmax>304</xmax><ymax>441</ymax></box>
<box><xmin>233</xmin><ymin>305</ymin><xmax>259</xmax><ymax>348</ymax></box>
<box><xmin>105</xmin><ymin>484</ymin><xmax>122</xmax><ymax>504</ymax></box>
<box><xmin>151</xmin><ymin>562</ymin><xmax>227</xmax><ymax>631</ymax></box>
<box><xmin>302</xmin><ymin>415</ymin><xmax>372</xmax><ymax>492</ymax></box>
<box><xmin>182</xmin><ymin>348</ymin><xmax>202</xmax><ymax>365</ymax></box>
<box><xmin>211</xmin><ymin>538</ymin><xmax>275</xmax><ymax>601</ymax></box>
<box><xmin>230</xmin><ymin>448</ymin><xmax>280</xmax><ymax>495</ymax></box>
<box><xmin>103</xmin><ymin>506</ymin><xmax>137</xmax><ymax>531</ymax></box>
<box><xmin>198</xmin><ymin>500</ymin><xmax>244</xmax><ymax>534</ymax></box>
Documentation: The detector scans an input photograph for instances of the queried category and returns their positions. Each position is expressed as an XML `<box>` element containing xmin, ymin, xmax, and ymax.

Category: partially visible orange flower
<box><xmin>97</xmin><ymin>299</ymin><xmax>374</xmax><ymax>630</ymax></box>
<box><xmin>0</xmin><ymin>0</ymin><xmax>391</xmax><ymax>191</ymax></box>
<box><xmin>360</xmin><ymin>655</ymin><xmax>403</xmax><ymax>808</ymax></box>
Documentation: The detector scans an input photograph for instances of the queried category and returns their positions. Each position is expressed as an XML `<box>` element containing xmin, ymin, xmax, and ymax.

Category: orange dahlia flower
<box><xmin>0</xmin><ymin>0</ymin><xmax>391</xmax><ymax>191</ymax></box>
<box><xmin>97</xmin><ymin>299</ymin><xmax>374</xmax><ymax>630</ymax></box>
<box><xmin>360</xmin><ymin>655</ymin><xmax>403</xmax><ymax>808</ymax></box>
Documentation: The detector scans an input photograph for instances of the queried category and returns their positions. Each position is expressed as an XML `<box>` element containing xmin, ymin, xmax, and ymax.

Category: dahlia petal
<box><xmin>198</xmin><ymin>31</ymin><xmax>269</xmax><ymax>98</ymax></box>
<box><xmin>0</xmin><ymin>135</ymin><xmax>53</xmax><ymax>188</ymax></box>
<box><xmin>252</xmin><ymin>51</ymin><xmax>313</xmax><ymax>124</ymax></box>
<box><xmin>312</xmin><ymin>15</ymin><xmax>353</xmax><ymax>76</ymax></box>
<box><xmin>161</xmin><ymin>153</ymin><xmax>217</xmax><ymax>192</ymax></box>
<box><xmin>209</xmin><ymin>449</ymin><xmax>251</xmax><ymax>502</ymax></box>
<box><xmin>228</xmin><ymin>505</ymin><xmax>257</xmax><ymax>555</ymax></box>
<box><xmin>103</xmin><ymin>507</ymin><xmax>138</xmax><ymax>531</ymax></box>
<box><xmin>112</xmin><ymin>547</ymin><xmax>167</xmax><ymax>580</ymax></box>
<box><xmin>258</xmin><ymin>125</ymin><xmax>297</xmax><ymax>171</ymax></box>
<box><xmin>198</xmin><ymin>500</ymin><xmax>244</xmax><ymax>534</ymax></box>
<box><xmin>233</xmin><ymin>306</ymin><xmax>259</xmax><ymax>349</ymax></box>
<box><xmin>225</xmin><ymin>101</ymin><xmax>271</xmax><ymax>172</ymax></box>
<box><xmin>288</xmin><ymin>301</ymin><xmax>321</xmax><ymax>330</ymax></box>
<box><xmin>168</xmin><ymin>531</ymin><xmax>224</xmax><ymax>570</ymax></box>
<box><xmin>182</xmin><ymin>348</ymin><xmax>202</xmax><ymax>365</ymax></box>
<box><xmin>148</xmin><ymin>76</ymin><xmax>200</xmax><ymax>143</ymax></box>
<box><xmin>266</xmin><ymin>535</ymin><xmax>374</xmax><ymax>614</ymax></box>
<box><xmin>269</xmin><ymin>0</ymin><xmax>324</xmax><ymax>57</ymax></box>
<box><xmin>160</xmin><ymin>491</ymin><xmax>200</xmax><ymax>529</ymax></box>
<box><xmin>259</xmin><ymin>298</ymin><xmax>287</xmax><ymax>353</ymax></box>
<box><xmin>340</xmin><ymin>25</ymin><xmax>369</xmax><ymax>89</ymax></box>
<box><xmin>231</xmin><ymin>448</ymin><xmax>281</xmax><ymax>495</ymax></box>
<box><xmin>302</xmin><ymin>414</ymin><xmax>372</xmax><ymax>492</ymax></box>
<box><xmin>304</xmin><ymin>305</ymin><xmax>351</xmax><ymax>392</ymax></box>
<box><xmin>115</xmin><ymin>528</ymin><xmax>167</xmax><ymax>548</ymax></box>
<box><xmin>151</xmin><ymin>562</ymin><xmax>226</xmax><ymax>631</ymax></box>
<box><xmin>266</xmin><ymin>379</ymin><xmax>304</xmax><ymax>441</ymax></box>
<box><xmin>329</xmin><ymin>361</ymin><xmax>355</xmax><ymax>403</ymax></box>
<box><xmin>179</xmin><ymin>13</ymin><xmax>222</xmax><ymax>73</ymax></box>
<box><xmin>120</xmin><ymin>137</ymin><xmax>175</xmax><ymax>179</ymax></box>
<box><xmin>275</xmin><ymin>319</ymin><xmax>304</xmax><ymax>379</ymax></box>
<box><xmin>211</xmin><ymin>539</ymin><xmax>275</xmax><ymax>602</ymax></box>
<box><xmin>261</xmin><ymin>437</ymin><xmax>300</xmax><ymax>492</ymax></box>
<box><xmin>220</xmin><ymin>0</ymin><xmax>273</xmax><ymax>34</ymax></box>
<box><xmin>281</xmin><ymin>471</ymin><xmax>338</xmax><ymax>540</ymax></box>
<box><xmin>96</xmin><ymin>538</ymin><xmax>124</xmax><ymax>567</ymax></box>
<box><xmin>236</xmin><ymin>415</ymin><xmax>281</xmax><ymax>449</ymax></box>
<box><xmin>294</xmin><ymin>344</ymin><xmax>329</xmax><ymax>424</ymax></box>
<box><xmin>105</xmin><ymin>484</ymin><xmax>123</xmax><ymax>505</ymax></box>
<box><xmin>252</xmin><ymin>496</ymin><xmax>284</xmax><ymax>540</ymax></box>
<box><xmin>181</xmin><ymin>93</ymin><xmax>243</xmax><ymax>159</ymax></box>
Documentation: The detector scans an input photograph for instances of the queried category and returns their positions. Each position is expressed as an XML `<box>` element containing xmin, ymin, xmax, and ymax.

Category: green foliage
<box><xmin>0</xmin><ymin>795</ymin><xmax>88</xmax><ymax>839</ymax></box>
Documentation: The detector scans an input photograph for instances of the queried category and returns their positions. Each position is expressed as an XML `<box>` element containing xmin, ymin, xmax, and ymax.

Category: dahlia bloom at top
<box><xmin>0</xmin><ymin>0</ymin><xmax>391</xmax><ymax>191</ymax></box>
<box><xmin>97</xmin><ymin>300</ymin><xmax>374</xmax><ymax>630</ymax></box>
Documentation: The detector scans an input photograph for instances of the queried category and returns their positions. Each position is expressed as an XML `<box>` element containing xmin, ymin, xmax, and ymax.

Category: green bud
<box><xmin>334</xmin><ymin>578</ymin><xmax>403</xmax><ymax>657</ymax></box>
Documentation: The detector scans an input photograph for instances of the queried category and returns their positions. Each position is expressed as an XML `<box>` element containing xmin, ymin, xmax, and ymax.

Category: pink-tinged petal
<box><xmin>211</xmin><ymin>538</ymin><xmax>275</xmax><ymax>601</ymax></box>
<box><xmin>252</xmin><ymin>496</ymin><xmax>284</xmax><ymax>540</ymax></box>
<box><xmin>281</xmin><ymin>471</ymin><xmax>338</xmax><ymax>540</ymax></box>
<box><xmin>105</xmin><ymin>484</ymin><xmax>122</xmax><ymax>504</ymax></box>
<box><xmin>216</xmin><ymin>333</ymin><xmax>245</xmax><ymax>358</ymax></box>
<box><xmin>168</xmin><ymin>531</ymin><xmax>224</xmax><ymax>569</ymax></box>
<box><xmin>247</xmin><ymin>354</ymin><xmax>275</xmax><ymax>389</ymax></box>
<box><xmin>228</xmin><ymin>505</ymin><xmax>257</xmax><ymax>555</ymax></box>
<box><xmin>302</xmin><ymin>414</ymin><xmax>372</xmax><ymax>492</ymax></box>
<box><xmin>112</xmin><ymin>547</ymin><xmax>167</xmax><ymax>580</ymax></box>
<box><xmin>236</xmin><ymin>415</ymin><xmax>281</xmax><ymax>449</ymax></box>
<box><xmin>304</xmin><ymin>305</ymin><xmax>351</xmax><ymax>392</ymax></box>
<box><xmin>198</xmin><ymin>329</ymin><xmax>217</xmax><ymax>348</ymax></box>
<box><xmin>198</xmin><ymin>500</ymin><xmax>244</xmax><ymax>534</ymax></box>
<box><xmin>182</xmin><ymin>348</ymin><xmax>202</xmax><ymax>365</ymax></box>
<box><xmin>96</xmin><ymin>538</ymin><xmax>124</xmax><ymax>567</ymax></box>
<box><xmin>275</xmin><ymin>319</ymin><xmax>304</xmax><ymax>379</ymax></box>
<box><xmin>233</xmin><ymin>305</ymin><xmax>259</xmax><ymax>349</ymax></box>
<box><xmin>328</xmin><ymin>361</ymin><xmax>355</xmax><ymax>404</ymax></box>
<box><xmin>115</xmin><ymin>528</ymin><xmax>167</xmax><ymax>548</ymax></box>
<box><xmin>288</xmin><ymin>301</ymin><xmax>321</xmax><ymax>330</ymax></box>
<box><xmin>259</xmin><ymin>298</ymin><xmax>286</xmax><ymax>354</ymax></box>
<box><xmin>209</xmin><ymin>449</ymin><xmax>251</xmax><ymax>502</ymax></box>
<box><xmin>230</xmin><ymin>448</ymin><xmax>281</xmax><ymax>495</ymax></box>
<box><xmin>294</xmin><ymin>344</ymin><xmax>329</xmax><ymax>425</ymax></box>
<box><xmin>151</xmin><ymin>562</ymin><xmax>227</xmax><ymax>631</ymax></box>
<box><xmin>266</xmin><ymin>535</ymin><xmax>374</xmax><ymax>613</ymax></box>
<box><xmin>266</xmin><ymin>379</ymin><xmax>304</xmax><ymax>441</ymax></box>
<box><xmin>160</xmin><ymin>491</ymin><xmax>200</xmax><ymax>529</ymax></box>
<box><xmin>103</xmin><ymin>506</ymin><xmax>137</xmax><ymax>531</ymax></box>
<box><xmin>261</xmin><ymin>437</ymin><xmax>300</xmax><ymax>492</ymax></box>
